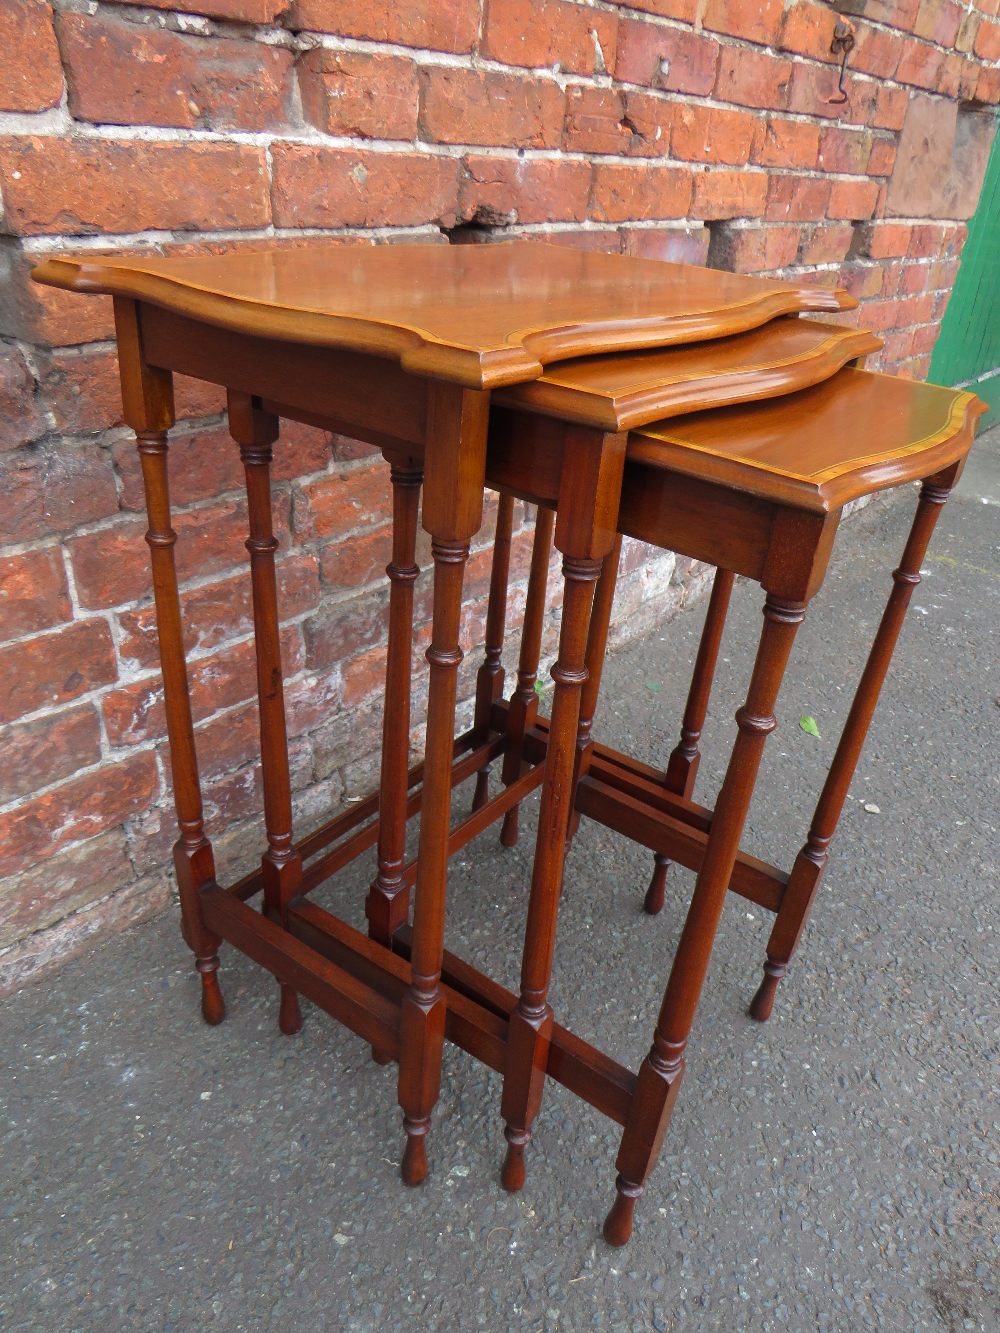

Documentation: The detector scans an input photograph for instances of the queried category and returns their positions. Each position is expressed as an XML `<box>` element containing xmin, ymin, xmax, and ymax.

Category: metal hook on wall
<box><xmin>823</xmin><ymin>19</ymin><xmax>856</xmax><ymax>106</ymax></box>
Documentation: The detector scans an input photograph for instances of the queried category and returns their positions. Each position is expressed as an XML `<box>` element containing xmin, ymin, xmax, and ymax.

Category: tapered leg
<box><xmin>604</xmin><ymin>593</ymin><xmax>806</xmax><ymax>1245</ymax></box>
<box><xmin>644</xmin><ymin>568</ymin><xmax>734</xmax><ymax>915</ymax></box>
<box><xmin>472</xmin><ymin>491</ymin><xmax>515</xmax><ymax>812</ymax></box>
<box><xmin>567</xmin><ymin>533</ymin><xmax>622</xmax><ymax>842</ymax></box>
<box><xmin>366</xmin><ymin>461</ymin><xmax>423</xmax><ymax>948</ymax></box>
<box><xmin>749</xmin><ymin>482</ymin><xmax>952</xmax><ymax>1021</ymax></box>
<box><xmin>499</xmin><ymin>505</ymin><xmax>555</xmax><ymax>848</ymax></box>
<box><xmin>501</xmin><ymin>556</ymin><xmax>602</xmax><ymax>1189</ymax></box>
<box><xmin>115</xmin><ymin>298</ymin><xmax>223</xmax><ymax>1026</ymax></box>
<box><xmin>230</xmin><ymin>393</ymin><xmax>304</xmax><ymax>1035</ymax></box>
<box><xmin>397</xmin><ymin>383</ymin><xmax>488</xmax><ymax>1185</ymax></box>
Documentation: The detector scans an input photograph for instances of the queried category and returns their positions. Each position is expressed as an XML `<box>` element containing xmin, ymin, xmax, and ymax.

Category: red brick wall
<box><xmin>1</xmin><ymin>0</ymin><xmax>998</xmax><ymax>991</ymax></box>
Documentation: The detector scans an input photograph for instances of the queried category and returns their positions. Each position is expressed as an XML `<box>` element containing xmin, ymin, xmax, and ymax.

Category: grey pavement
<box><xmin>2</xmin><ymin>428</ymin><xmax>998</xmax><ymax>1333</ymax></box>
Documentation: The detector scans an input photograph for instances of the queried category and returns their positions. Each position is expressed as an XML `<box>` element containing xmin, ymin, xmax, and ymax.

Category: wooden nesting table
<box><xmin>32</xmin><ymin>242</ymin><xmax>982</xmax><ymax>1246</ymax></box>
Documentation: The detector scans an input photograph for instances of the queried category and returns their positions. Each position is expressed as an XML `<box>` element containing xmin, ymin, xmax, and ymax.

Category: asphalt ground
<box><xmin>2</xmin><ymin>426</ymin><xmax>998</xmax><ymax>1333</ymax></box>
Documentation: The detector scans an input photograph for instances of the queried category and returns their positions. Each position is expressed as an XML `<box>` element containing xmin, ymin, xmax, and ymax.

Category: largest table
<box><xmin>33</xmin><ymin>241</ymin><xmax>854</xmax><ymax>1190</ymax></box>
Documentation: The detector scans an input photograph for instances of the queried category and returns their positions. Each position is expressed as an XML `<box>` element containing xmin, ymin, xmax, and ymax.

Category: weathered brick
<box><xmin>787</xmin><ymin>65</ymin><xmax>876</xmax><ymax>123</ymax></box>
<box><xmin>867</xmin><ymin>140</ymin><xmax>898</xmax><ymax>177</ymax></box>
<box><xmin>460</xmin><ymin>156</ymin><xmax>593</xmax><ymax>225</ymax></box>
<box><xmin>752</xmin><ymin>117</ymin><xmax>821</xmax><ymax>170</ymax></box>
<box><xmin>0</xmin><ymin>446</ymin><xmax>118</xmax><ymax>544</ymax></box>
<box><xmin>818</xmin><ymin>127</ymin><xmax>874</xmax><ymax>175</ymax></box>
<box><xmin>305</xmin><ymin>584</ymin><xmax>391</xmax><ymax>671</ymax></box>
<box><xmin>911</xmin><ymin>320</ymin><xmax>943</xmax><ymax>355</ymax></box>
<box><xmin>0</xmin><ymin>246</ymin><xmax>117</xmax><ymax>347</ymax></box>
<box><xmin>974</xmin><ymin>18</ymin><xmax>1000</xmax><ymax>59</ymax></box>
<box><xmin>0</xmin><ymin>548</ymin><xmax>71</xmax><ymax>643</ymax></box>
<box><xmin>863</xmin><ymin>223</ymin><xmax>913</xmax><ymax>259</ymax></box>
<box><xmin>871</xmin><ymin>86</ymin><xmax>910</xmax><ymax>131</ymax></box>
<box><xmin>895</xmin><ymin>37</ymin><xmax>947</xmax><ymax>88</ymax></box>
<box><xmin>692</xmin><ymin>170</ymin><xmax>768</xmax><ymax>221</ymax></box>
<box><xmin>116</xmin><ymin>553</ymin><xmax>320</xmax><ymax>671</ymax></box>
<box><xmin>798</xmin><ymin>223</ymin><xmax>855</xmax><ymax>265</ymax></box>
<box><xmin>482</xmin><ymin>0</ymin><xmax>618</xmax><ymax>76</ymax></box>
<box><xmin>765</xmin><ymin>174</ymin><xmax>832</xmax><ymax>222</ymax></box>
<box><xmin>0</xmin><ymin>752</ymin><xmax>158</xmax><ymax>880</ymax></box>
<box><xmin>621</xmin><ymin>225</ymin><xmax>710</xmax><ymax>266</ymax></box>
<box><xmin>58</xmin><ymin>14</ymin><xmax>295</xmax><ymax>132</ymax></box>
<box><xmin>0</xmin><ymin>706</ymin><xmax>102</xmax><ymax>804</ymax></box>
<box><xmin>671</xmin><ymin>106</ymin><xmax>757</xmax><ymax>166</ymax></box>
<box><xmin>703</xmin><ymin>0</ymin><xmax>785</xmax><ymax>46</ymax></box>
<box><xmin>779</xmin><ymin>1</ymin><xmax>838</xmax><ymax>60</ymax></box>
<box><xmin>915</xmin><ymin>0</ymin><xmax>964</xmax><ymax>46</ymax></box>
<box><xmin>43</xmin><ymin>346</ymin><xmax>224</xmax><ymax>436</ymax></box>
<box><xmin>271</xmin><ymin>146</ymin><xmax>460</xmax><ymax>229</ymax></box>
<box><xmin>590</xmin><ymin>164</ymin><xmax>693</xmax><ymax>222</ymax></box>
<box><xmin>615</xmin><ymin>18</ymin><xmax>719</xmax><ymax>96</ymax></box>
<box><xmin>939</xmin><ymin>52</ymin><xmax>980</xmax><ymax>100</ymax></box>
<box><xmin>0</xmin><ymin>0</ymin><xmax>62</xmax><ymax>112</ymax></box>
<box><xmin>0</xmin><ymin>828</ymin><xmax>135</xmax><ymax>953</ymax></box>
<box><xmin>563</xmin><ymin>87</ymin><xmax>634</xmax><ymax>155</ymax></box>
<box><xmin>841</xmin><ymin>263</ymin><xmax>885</xmax><ymax>300</ymax></box>
<box><xmin>292</xmin><ymin>464</ymin><xmax>392</xmax><ymax>542</ymax></box>
<box><xmin>828</xmin><ymin>178</ymin><xmax>881</xmax><ymax>220</ymax></box>
<box><xmin>297</xmin><ymin>49</ymin><xmax>419</xmax><ymax>140</ymax></box>
<box><xmin>886</xmin><ymin>95</ymin><xmax>996</xmax><ymax>220</ymax></box>
<box><xmin>286</xmin><ymin>0</ymin><xmax>480</xmax><ymax>53</ymax></box>
<box><xmin>854</xmin><ymin>0</ymin><xmax>920</xmax><ymax>31</ymax></box>
<box><xmin>618</xmin><ymin>92</ymin><xmax>675</xmax><ymax>156</ymax></box>
<box><xmin>0</xmin><ymin>619</ymin><xmax>117</xmax><ymax>726</ymax></box>
<box><xmin>976</xmin><ymin>65</ymin><xmax>1000</xmax><ymax>104</ymax></box>
<box><xmin>0</xmin><ymin>138</ymin><xmax>270</xmax><ymax>236</ymax></box>
<box><xmin>852</xmin><ymin>26</ymin><xmax>903</xmax><ymax>80</ymax></box>
<box><xmin>420</xmin><ymin>67</ymin><xmax>565</xmax><ymax>149</ymax></box>
<box><xmin>67</xmin><ymin>494</ymin><xmax>290</xmax><ymax>609</ymax></box>
<box><xmin>319</xmin><ymin>525</ymin><xmax>394</xmax><ymax>591</ymax></box>
<box><xmin>0</xmin><ymin>345</ymin><xmax>46</xmax><ymax>451</ymax></box>
<box><xmin>715</xmin><ymin>46</ymin><xmax>793</xmax><ymax>110</ymax></box>
<box><xmin>119</xmin><ymin>0</ymin><xmax>288</xmax><ymax>18</ymax></box>
<box><xmin>709</xmin><ymin>223</ymin><xmax>801</xmax><ymax>274</ymax></box>
<box><xmin>899</xmin><ymin>262</ymin><xmax>930</xmax><ymax>295</ymax></box>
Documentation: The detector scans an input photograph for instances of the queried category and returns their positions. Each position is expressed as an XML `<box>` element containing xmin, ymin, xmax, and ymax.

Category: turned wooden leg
<box><xmin>644</xmin><ymin>567</ymin><xmax>735</xmax><ymax>916</ymax></box>
<box><xmin>749</xmin><ymin>482</ymin><xmax>952</xmax><ymax>1021</ymax></box>
<box><xmin>230</xmin><ymin>393</ymin><xmax>304</xmax><ymax>1036</ymax></box>
<box><xmin>397</xmin><ymin>383</ymin><xmax>488</xmax><ymax>1185</ymax></box>
<box><xmin>471</xmin><ymin>491</ymin><xmax>515</xmax><ymax>812</ymax></box>
<box><xmin>116</xmin><ymin>300</ymin><xmax>223</xmax><ymax>1026</ymax></box>
<box><xmin>605</xmin><ymin>593</ymin><xmax>806</xmax><ymax>1245</ymax></box>
<box><xmin>499</xmin><ymin>505</ymin><xmax>555</xmax><ymax>848</ymax></box>
<box><xmin>567</xmin><ymin>533</ymin><xmax>622</xmax><ymax>845</ymax></box>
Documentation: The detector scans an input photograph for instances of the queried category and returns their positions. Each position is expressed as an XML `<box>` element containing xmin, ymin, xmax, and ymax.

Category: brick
<box><xmin>539</xmin><ymin>229</ymin><xmax>622</xmax><ymax>254</ymax></box>
<box><xmin>0</xmin><ymin>753</ymin><xmax>158</xmax><ymax>880</ymax></box>
<box><xmin>419</xmin><ymin>67</ymin><xmax>565</xmax><ymax>149</ymax></box>
<box><xmin>118</xmin><ymin>0</ymin><xmax>288</xmax><ymax>18</ymax></box>
<box><xmin>482</xmin><ymin>0</ymin><xmax>618</xmax><ymax>76</ymax></box>
<box><xmin>305</xmin><ymin>585</ymin><xmax>391</xmax><ymax>671</ymax></box>
<box><xmin>715</xmin><ymin>46</ymin><xmax>792</xmax><ymax>110</ymax></box>
<box><xmin>779</xmin><ymin>2</ymin><xmax>838</xmax><ymax>60</ymax></box>
<box><xmin>818</xmin><ymin>127</ymin><xmax>873</xmax><ymax>175</ymax></box>
<box><xmin>117</xmin><ymin>553</ymin><xmax>320</xmax><ymax>671</ymax></box>
<box><xmin>974</xmin><ymin>18</ymin><xmax>1000</xmax><ymax>58</ymax></box>
<box><xmin>590</xmin><ymin>164</ymin><xmax>693</xmax><ymax>222</ymax></box>
<box><xmin>915</xmin><ymin>0</ymin><xmax>963</xmax><ymax>45</ymax></box>
<box><xmin>0</xmin><ymin>706</ymin><xmax>102</xmax><ymax>804</ymax></box>
<box><xmin>976</xmin><ymin>66</ymin><xmax>1000</xmax><ymax>104</ymax></box>
<box><xmin>895</xmin><ymin>38</ymin><xmax>946</xmax><ymax>89</ymax></box>
<box><xmin>939</xmin><ymin>52</ymin><xmax>980</xmax><ymax>100</ymax></box>
<box><xmin>620</xmin><ymin>224</ymin><xmax>710</xmax><ymax>266</ymax></box>
<box><xmin>102</xmin><ymin>624</ymin><xmax>303</xmax><ymax>747</ymax></box>
<box><xmin>911</xmin><ymin>321</ymin><xmax>943</xmax><ymax>355</ymax></box>
<box><xmin>828</xmin><ymin>178</ymin><xmax>881</xmax><ymax>219</ymax></box>
<box><xmin>840</xmin><ymin>263</ymin><xmax>885</xmax><ymax>300</ymax></box>
<box><xmin>867</xmin><ymin>140</ymin><xmax>898</xmax><ymax>177</ymax></box>
<box><xmin>798</xmin><ymin>223</ymin><xmax>855</xmax><ymax>265</ymax></box>
<box><xmin>43</xmin><ymin>346</ymin><xmax>224</xmax><ymax>436</ymax></box>
<box><xmin>68</xmin><ymin>493</ymin><xmax>289</xmax><ymax>610</ymax></box>
<box><xmin>692</xmin><ymin>170</ymin><xmax>768</xmax><ymax>221</ymax></box>
<box><xmin>319</xmin><ymin>525</ymin><xmax>394</xmax><ymax>591</ymax></box>
<box><xmin>297</xmin><ymin>49</ymin><xmax>419</xmax><ymax>139</ymax></box>
<box><xmin>703</xmin><ymin>0</ymin><xmax>785</xmax><ymax>46</ymax></box>
<box><xmin>909</xmin><ymin>224</ymin><xmax>945</xmax><ymax>257</ymax></box>
<box><xmin>852</xmin><ymin>26</ymin><xmax>902</xmax><ymax>80</ymax></box>
<box><xmin>899</xmin><ymin>262</ymin><xmax>930</xmax><ymax>295</ymax></box>
<box><xmin>0</xmin><ymin>246</ymin><xmax>117</xmax><ymax>347</ymax></box>
<box><xmin>887</xmin><ymin>96</ymin><xmax>996</xmax><ymax>220</ymax></box>
<box><xmin>0</xmin><ymin>619</ymin><xmax>116</xmax><ymax>726</ymax></box>
<box><xmin>562</xmin><ymin>87</ymin><xmax>633</xmax><ymax>155</ymax></box>
<box><xmin>286</xmin><ymin>0</ymin><xmax>480</xmax><ymax>53</ymax></box>
<box><xmin>0</xmin><ymin>828</ymin><xmax>134</xmax><ymax>952</ymax></box>
<box><xmin>292</xmin><ymin>464</ymin><xmax>392</xmax><ymax>541</ymax></box>
<box><xmin>611</xmin><ymin>0</ymin><xmax>696</xmax><ymax>17</ymax></box>
<box><xmin>0</xmin><ymin>138</ymin><xmax>270</xmax><ymax>236</ymax></box>
<box><xmin>864</xmin><ymin>223</ymin><xmax>914</xmax><ymax>258</ymax></box>
<box><xmin>460</xmin><ymin>156</ymin><xmax>592</xmax><ymax>225</ymax></box>
<box><xmin>709</xmin><ymin>223</ymin><xmax>800</xmax><ymax>273</ymax></box>
<box><xmin>615</xmin><ymin>18</ymin><xmax>719</xmax><ymax>96</ymax></box>
<box><xmin>0</xmin><ymin>446</ymin><xmax>118</xmax><ymax>544</ymax></box>
<box><xmin>854</xmin><ymin>1</ymin><xmax>920</xmax><ymax>30</ymax></box>
<box><xmin>58</xmin><ymin>14</ymin><xmax>295</xmax><ymax>132</ymax></box>
<box><xmin>0</xmin><ymin>548</ymin><xmax>71</xmax><ymax>644</ymax></box>
<box><xmin>765</xmin><ymin>174</ymin><xmax>832</xmax><ymax>222</ymax></box>
<box><xmin>752</xmin><ymin>117</ymin><xmax>820</xmax><ymax>170</ymax></box>
<box><xmin>0</xmin><ymin>0</ymin><xmax>62</xmax><ymax>112</ymax></box>
<box><xmin>956</xmin><ymin>10</ymin><xmax>981</xmax><ymax>55</ymax></box>
<box><xmin>786</xmin><ymin>65</ymin><xmax>876</xmax><ymax>123</ymax></box>
<box><xmin>271</xmin><ymin>147</ymin><xmax>460</xmax><ymax>229</ymax></box>
<box><xmin>871</xmin><ymin>86</ymin><xmax>910</xmax><ymax>131</ymax></box>
<box><xmin>617</xmin><ymin>92</ymin><xmax>675</xmax><ymax>156</ymax></box>
<box><xmin>0</xmin><ymin>345</ymin><xmax>46</xmax><ymax>450</ymax></box>
<box><xmin>671</xmin><ymin>106</ymin><xmax>757</xmax><ymax>166</ymax></box>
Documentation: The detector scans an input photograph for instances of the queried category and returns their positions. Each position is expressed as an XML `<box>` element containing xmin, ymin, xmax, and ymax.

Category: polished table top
<box><xmin>32</xmin><ymin>241</ymin><xmax>855</xmax><ymax>389</ymax></box>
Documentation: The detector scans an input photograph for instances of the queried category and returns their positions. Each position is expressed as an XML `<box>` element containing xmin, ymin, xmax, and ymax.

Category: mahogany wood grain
<box><xmin>33</xmin><ymin>244</ymin><xmax>855</xmax><ymax>390</ymax></box>
<box><xmin>471</xmin><ymin>490</ymin><xmax>515</xmax><ymax>812</ymax></box>
<box><xmin>115</xmin><ymin>298</ymin><xmax>224</xmax><ymax>1026</ymax></box>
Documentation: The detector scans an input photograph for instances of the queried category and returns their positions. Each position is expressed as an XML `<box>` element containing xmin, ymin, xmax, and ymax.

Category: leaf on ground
<box><xmin>799</xmin><ymin>714</ymin><xmax>822</xmax><ymax>739</ymax></box>
<box><xmin>645</xmin><ymin>681</ymin><xmax>663</xmax><ymax>693</ymax></box>
<box><xmin>533</xmin><ymin>680</ymin><xmax>545</xmax><ymax>697</ymax></box>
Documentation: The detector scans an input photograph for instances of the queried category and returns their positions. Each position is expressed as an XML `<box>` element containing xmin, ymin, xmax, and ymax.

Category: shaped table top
<box><xmin>32</xmin><ymin>241</ymin><xmax>855</xmax><ymax>390</ymax></box>
<box><xmin>628</xmin><ymin>369</ymin><xmax>985</xmax><ymax>512</ymax></box>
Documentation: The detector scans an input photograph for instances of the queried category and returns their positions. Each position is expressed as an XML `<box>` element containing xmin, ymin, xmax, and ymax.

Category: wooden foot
<box><xmin>501</xmin><ymin>1127</ymin><xmax>529</xmax><ymax>1192</ymax></box>
<box><xmin>371</xmin><ymin>1047</ymin><xmax>393</xmax><ymax>1066</ymax></box>
<box><xmin>401</xmin><ymin>1116</ymin><xmax>430</xmax><ymax>1185</ymax></box>
<box><xmin>278</xmin><ymin>983</ymin><xmax>303</xmax><ymax>1035</ymax></box>
<box><xmin>500</xmin><ymin>806</ymin><xmax>519</xmax><ymax>847</ymax></box>
<box><xmin>197</xmin><ymin>955</ymin><xmax>225</xmax><ymax>1026</ymax></box>
<box><xmin>748</xmin><ymin>961</ymin><xmax>785</xmax><ymax>1023</ymax></box>
<box><xmin>643</xmin><ymin>854</ymin><xmax>670</xmax><ymax>915</ymax></box>
<box><xmin>603</xmin><ymin>1175</ymin><xmax>642</xmax><ymax>1247</ymax></box>
<box><xmin>471</xmin><ymin>765</ymin><xmax>490</xmax><ymax>813</ymax></box>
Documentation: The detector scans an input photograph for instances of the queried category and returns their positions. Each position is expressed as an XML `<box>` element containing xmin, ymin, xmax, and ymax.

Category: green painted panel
<box><xmin>931</xmin><ymin>113</ymin><xmax>1000</xmax><ymax>397</ymax></box>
